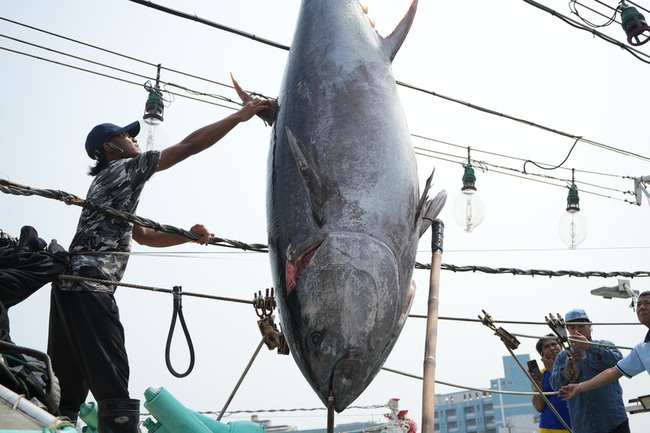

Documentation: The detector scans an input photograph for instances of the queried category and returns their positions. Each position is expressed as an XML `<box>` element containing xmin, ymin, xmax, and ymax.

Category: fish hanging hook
<box><xmin>253</xmin><ymin>288</ymin><xmax>289</xmax><ymax>355</ymax></box>
<box><xmin>545</xmin><ymin>313</ymin><xmax>579</xmax><ymax>382</ymax></box>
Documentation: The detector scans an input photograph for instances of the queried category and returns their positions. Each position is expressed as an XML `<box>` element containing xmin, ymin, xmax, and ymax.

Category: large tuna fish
<box><xmin>236</xmin><ymin>0</ymin><xmax>444</xmax><ymax>413</ymax></box>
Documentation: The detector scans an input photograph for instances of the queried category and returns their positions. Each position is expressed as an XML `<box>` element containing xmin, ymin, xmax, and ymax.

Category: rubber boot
<box><xmin>97</xmin><ymin>398</ymin><xmax>140</xmax><ymax>433</ymax></box>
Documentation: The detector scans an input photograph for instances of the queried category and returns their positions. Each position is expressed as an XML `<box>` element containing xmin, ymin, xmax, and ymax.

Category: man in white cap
<box><xmin>48</xmin><ymin>98</ymin><xmax>271</xmax><ymax>433</ymax></box>
<box><xmin>559</xmin><ymin>291</ymin><xmax>650</xmax><ymax>399</ymax></box>
<box><xmin>549</xmin><ymin>308</ymin><xmax>629</xmax><ymax>433</ymax></box>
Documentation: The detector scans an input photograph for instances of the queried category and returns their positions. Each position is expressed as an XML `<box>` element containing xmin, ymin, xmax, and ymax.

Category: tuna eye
<box><xmin>310</xmin><ymin>332</ymin><xmax>323</xmax><ymax>347</ymax></box>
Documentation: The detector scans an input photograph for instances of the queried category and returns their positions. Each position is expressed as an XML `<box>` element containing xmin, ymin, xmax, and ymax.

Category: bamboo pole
<box><xmin>422</xmin><ymin>219</ymin><xmax>444</xmax><ymax>433</ymax></box>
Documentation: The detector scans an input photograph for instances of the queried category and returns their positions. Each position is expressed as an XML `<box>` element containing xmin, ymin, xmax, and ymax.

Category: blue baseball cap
<box><xmin>85</xmin><ymin>121</ymin><xmax>140</xmax><ymax>160</ymax></box>
<box><xmin>565</xmin><ymin>308</ymin><xmax>591</xmax><ymax>323</ymax></box>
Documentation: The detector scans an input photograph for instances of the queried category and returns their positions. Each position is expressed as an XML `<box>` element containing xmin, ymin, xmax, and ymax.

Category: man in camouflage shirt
<box><xmin>48</xmin><ymin>98</ymin><xmax>270</xmax><ymax>432</ymax></box>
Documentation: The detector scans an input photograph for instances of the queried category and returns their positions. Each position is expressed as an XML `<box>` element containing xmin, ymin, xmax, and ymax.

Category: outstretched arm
<box><xmin>133</xmin><ymin>224</ymin><xmax>214</xmax><ymax>247</ymax></box>
<box><xmin>558</xmin><ymin>367</ymin><xmax>623</xmax><ymax>400</ymax></box>
<box><xmin>156</xmin><ymin>98</ymin><xmax>271</xmax><ymax>172</ymax></box>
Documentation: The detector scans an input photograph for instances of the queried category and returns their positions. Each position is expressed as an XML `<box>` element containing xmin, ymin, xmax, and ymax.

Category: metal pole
<box><xmin>217</xmin><ymin>337</ymin><xmax>265</xmax><ymax>420</ymax></box>
<box><xmin>422</xmin><ymin>220</ymin><xmax>444</xmax><ymax>433</ymax></box>
<box><xmin>327</xmin><ymin>391</ymin><xmax>335</xmax><ymax>433</ymax></box>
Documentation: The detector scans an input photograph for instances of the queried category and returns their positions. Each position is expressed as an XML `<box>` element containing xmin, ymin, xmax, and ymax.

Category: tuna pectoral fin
<box><xmin>230</xmin><ymin>74</ymin><xmax>278</xmax><ymax>126</ymax></box>
<box><xmin>416</xmin><ymin>168</ymin><xmax>447</xmax><ymax>237</ymax></box>
<box><xmin>285</xmin><ymin>127</ymin><xmax>330</xmax><ymax>226</ymax></box>
<box><xmin>419</xmin><ymin>190</ymin><xmax>447</xmax><ymax>238</ymax></box>
<box><xmin>381</xmin><ymin>0</ymin><xmax>419</xmax><ymax>62</ymax></box>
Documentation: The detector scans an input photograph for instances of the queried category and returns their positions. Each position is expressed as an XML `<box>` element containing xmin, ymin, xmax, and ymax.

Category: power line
<box><xmin>4</xmin><ymin>13</ymin><xmax>649</xmax><ymax>166</ymax></box>
<box><xmin>0</xmin><ymin>45</ymin><xmax>238</xmax><ymax>111</ymax></box>
<box><xmin>116</xmin><ymin>2</ymin><xmax>650</xmax><ymax>162</ymax></box>
<box><xmin>127</xmin><ymin>0</ymin><xmax>291</xmax><ymax>51</ymax></box>
<box><xmin>1</xmin><ymin>41</ymin><xmax>635</xmax><ymax>205</ymax></box>
<box><xmin>1</xmin><ymin>13</ymin><xmax>647</xmax><ymax>205</ymax></box>
<box><xmin>523</xmin><ymin>0</ymin><xmax>650</xmax><ymax>64</ymax></box>
<box><xmin>412</xmin><ymin>140</ymin><xmax>634</xmax><ymax>200</ymax></box>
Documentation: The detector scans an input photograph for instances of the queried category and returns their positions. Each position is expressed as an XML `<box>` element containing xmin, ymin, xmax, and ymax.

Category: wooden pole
<box><xmin>327</xmin><ymin>391</ymin><xmax>335</xmax><ymax>433</ymax></box>
<box><xmin>422</xmin><ymin>219</ymin><xmax>444</xmax><ymax>433</ymax></box>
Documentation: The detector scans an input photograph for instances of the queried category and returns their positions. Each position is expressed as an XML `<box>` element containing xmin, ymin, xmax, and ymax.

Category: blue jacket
<box><xmin>550</xmin><ymin>340</ymin><xmax>627</xmax><ymax>433</ymax></box>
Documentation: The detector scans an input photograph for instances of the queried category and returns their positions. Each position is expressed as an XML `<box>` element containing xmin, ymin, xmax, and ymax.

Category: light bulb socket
<box><xmin>143</xmin><ymin>87</ymin><xmax>164</xmax><ymax>122</ymax></box>
<box><xmin>566</xmin><ymin>183</ymin><xmax>580</xmax><ymax>212</ymax></box>
<box><xmin>461</xmin><ymin>165</ymin><xmax>477</xmax><ymax>191</ymax></box>
<box><xmin>621</xmin><ymin>3</ymin><xmax>650</xmax><ymax>46</ymax></box>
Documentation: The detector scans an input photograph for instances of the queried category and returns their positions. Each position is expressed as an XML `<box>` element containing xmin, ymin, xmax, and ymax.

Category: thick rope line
<box><xmin>0</xmin><ymin>178</ymin><xmax>267</xmax><ymax>252</ymax></box>
<box><xmin>416</xmin><ymin>262</ymin><xmax>650</xmax><ymax>278</ymax></box>
<box><xmin>4</xmin><ymin>178</ymin><xmax>650</xmax><ymax>279</ymax></box>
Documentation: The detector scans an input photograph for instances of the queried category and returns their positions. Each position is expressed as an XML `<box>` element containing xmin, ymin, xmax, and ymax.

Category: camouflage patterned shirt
<box><xmin>56</xmin><ymin>151</ymin><xmax>161</xmax><ymax>293</ymax></box>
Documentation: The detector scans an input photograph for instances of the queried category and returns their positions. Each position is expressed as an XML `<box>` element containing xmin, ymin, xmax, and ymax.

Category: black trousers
<box><xmin>47</xmin><ymin>288</ymin><xmax>130</xmax><ymax>415</ymax></box>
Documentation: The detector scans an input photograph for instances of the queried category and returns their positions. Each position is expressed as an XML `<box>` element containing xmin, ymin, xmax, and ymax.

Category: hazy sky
<box><xmin>1</xmin><ymin>0</ymin><xmax>649</xmax><ymax>431</ymax></box>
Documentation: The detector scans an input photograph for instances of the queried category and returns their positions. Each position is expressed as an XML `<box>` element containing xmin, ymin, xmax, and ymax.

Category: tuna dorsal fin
<box><xmin>380</xmin><ymin>0</ymin><xmax>418</xmax><ymax>62</ymax></box>
<box><xmin>285</xmin><ymin>127</ymin><xmax>328</xmax><ymax>227</ymax></box>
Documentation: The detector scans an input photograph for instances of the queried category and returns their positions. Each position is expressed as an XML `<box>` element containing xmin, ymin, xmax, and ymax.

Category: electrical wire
<box><xmin>522</xmin><ymin>0</ymin><xmax>650</xmax><ymax>64</ymax></box>
<box><xmin>570</xmin><ymin>0</ymin><xmax>621</xmax><ymax>27</ymax></box>
<box><xmin>2</xmin><ymin>14</ymin><xmax>649</xmax><ymax>181</ymax></box>
<box><xmin>0</xmin><ymin>45</ymin><xmax>238</xmax><ymax>111</ymax></box>
<box><xmin>1</xmin><ymin>39</ymin><xmax>637</xmax><ymax>204</ymax></box>
<box><xmin>6</xmin><ymin>9</ymin><xmax>645</xmax><ymax>166</ymax></box>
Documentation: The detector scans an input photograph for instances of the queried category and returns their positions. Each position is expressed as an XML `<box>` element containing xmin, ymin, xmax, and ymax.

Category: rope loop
<box><xmin>165</xmin><ymin>285</ymin><xmax>196</xmax><ymax>378</ymax></box>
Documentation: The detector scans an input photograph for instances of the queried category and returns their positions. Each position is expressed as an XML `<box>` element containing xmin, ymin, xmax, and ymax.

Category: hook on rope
<box><xmin>253</xmin><ymin>288</ymin><xmax>289</xmax><ymax>355</ymax></box>
<box><xmin>545</xmin><ymin>313</ymin><xmax>579</xmax><ymax>382</ymax></box>
<box><xmin>165</xmin><ymin>285</ymin><xmax>196</xmax><ymax>378</ymax></box>
<box><xmin>478</xmin><ymin>310</ymin><xmax>520</xmax><ymax>350</ymax></box>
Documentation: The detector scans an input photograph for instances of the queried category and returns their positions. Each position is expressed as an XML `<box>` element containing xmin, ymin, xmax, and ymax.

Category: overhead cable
<box><xmin>3</xmin><ymin>14</ymin><xmax>649</xmax><ymax>167</ymax></box>
<box><xmin>0</xmin><ymin>46</ymin><xmax>237</xmax><ymax>111</ymax></box>
<box><xmin>119</xmin><ymin>1</ymin><xmax>650</xmax><ymax>162</ymax></box>
<box><xmin>522</xmin><ymin>0</ymin><xmax>650</xmax><ymax>64</ymax></box>
<box><xmin>399</xmin><ymin>79</ymin><xmax>650</xmax><ymax>163</ymax></box>
<box><xmin>127</xmin><ymin>0</ymin><xmax>291</xmax><ymax>51</ymax></box>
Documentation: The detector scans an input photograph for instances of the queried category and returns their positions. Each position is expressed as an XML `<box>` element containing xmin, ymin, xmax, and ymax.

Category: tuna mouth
<box><xmin>330</xmin><ymin>350</ymin><xmax>365</xmax><ymax>413</ymax></box>
<box><xmin>286</xmin><ymin>241</ymin><xmax>323</xmax><ymax>294</ymax></box>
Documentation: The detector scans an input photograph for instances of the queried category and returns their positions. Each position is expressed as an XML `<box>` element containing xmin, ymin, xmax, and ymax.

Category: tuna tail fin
<box><xmin>230</xmin><ymin>73</ymin><xmax>278</xmax><ymax>126</ymax></box>
<box><xmin>285</xmin><ymin>127</ymin><xmax>333</xmax><ymax>227</ymax></box>
<box><xmin>380</xmin><ymin>0</ymin><xmax>418</xmax><ymax>62</ymax></box>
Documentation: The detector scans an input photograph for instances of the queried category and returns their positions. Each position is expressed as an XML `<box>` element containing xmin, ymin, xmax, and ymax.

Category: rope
<box><xmin>58</xmin><ymin>275</ymin><xmax>254</xmax><ymax>305</ymax></box>
<box><xmin>5</xmin><ymin>177</ymin><xmax>650</xmax><ymax>279</ymax></box>
<box><xmin>416</xmin><ymin>262</ymin><xmax>650</xmax><ymax>278</ymax></box>
<box><xmin>0</xmin><ymin>178</ymin><xmax>267</xmax><ymax>252</ymax></box>
<box><xmin>408</xmin><ymin>315</ymin><xmax>640</xmax><ymax>326</ymax></box>
<box><xmin>214</xmin><ymin>403</ymin><xmax>389</xmax><ymax>416</ymax></box>
<box><xmin>165</xmin><ymin>286</ymin><xmax>195</xmax><ymax>378</ymax></box>
<box><xmin>381</xmin><ymin>367</ymin><xmax>557</xmax><ymax>396</ymax></box>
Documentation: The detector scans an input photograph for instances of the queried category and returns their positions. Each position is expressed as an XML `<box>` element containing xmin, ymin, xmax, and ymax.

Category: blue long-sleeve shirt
<box><xmin>550</xmin><ymin>339</ymin><xmax>628</xmax><ymax>433</ymax></box>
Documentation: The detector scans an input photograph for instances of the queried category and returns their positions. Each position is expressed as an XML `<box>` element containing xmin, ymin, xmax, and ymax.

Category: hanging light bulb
<box><xmin>141</xmin><ymin>64</ymin><xmax>170</xmax><ymax>151</ymax></box>
<box><xmin>558</xmin><ymin>172</ymin><xmax>588</xmax><ymax>248</ymax></box>
<box><xmin>620</xmin><ymin>2</ymin><xmax>650</xmax><ymax>46</ymax></box>
<box><xmin>453</xmin><ymin>151</ymin><xmax>485</xmax><ymax>232</ymax></box>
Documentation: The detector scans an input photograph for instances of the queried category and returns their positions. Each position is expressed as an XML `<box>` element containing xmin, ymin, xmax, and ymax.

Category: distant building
<box><xmin>434</xmin><ymin>354</ymin><xmax>539</xmax><ymax>433</ymax></box>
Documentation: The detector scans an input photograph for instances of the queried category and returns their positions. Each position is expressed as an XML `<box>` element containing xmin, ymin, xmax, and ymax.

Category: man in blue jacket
<box><xmin>550</xmin><ymin>308</ymin><xmax>629</xmax><ymax>433</ymax></box>
<box><xmin>559</xmin><ymin>291</ymin><xmax>650</xmax><ymax>399</ymax></box>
